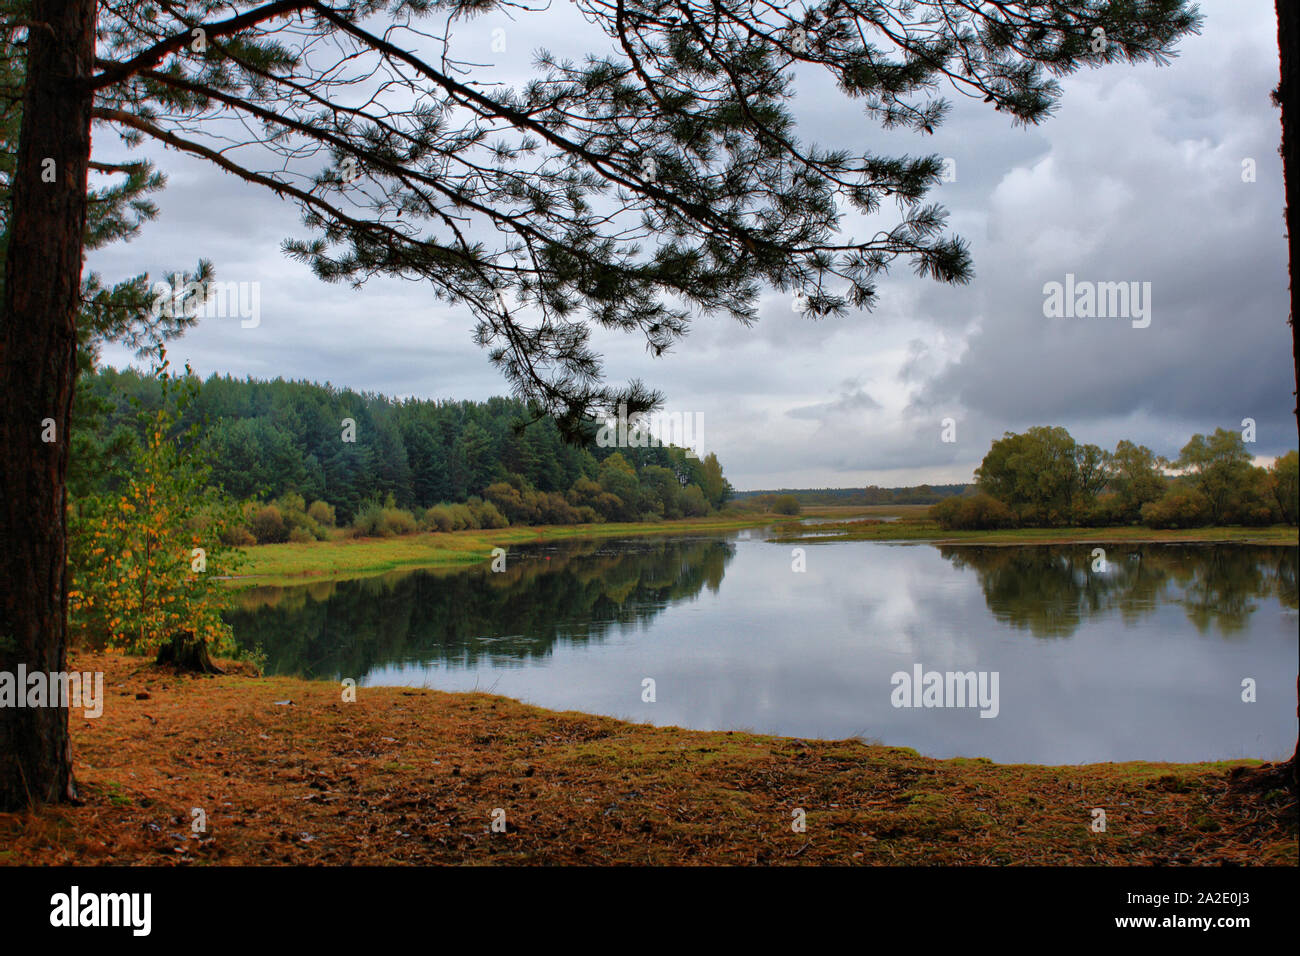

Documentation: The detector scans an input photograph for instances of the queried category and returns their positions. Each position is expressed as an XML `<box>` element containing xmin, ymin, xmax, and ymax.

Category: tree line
<box><xmin>935</xmin><ymin>426</ymin><xmax>1299</xmax><ymax>530</ymax></box>
<box><xmin>733</xmin><ymin>484</ymin><xmax>968</xmax><ymax>506</ymax></box>
<box><xmin>72</xmin><ymin>365</ymin><xmax>733</xmax><ymax>542</ymax></box>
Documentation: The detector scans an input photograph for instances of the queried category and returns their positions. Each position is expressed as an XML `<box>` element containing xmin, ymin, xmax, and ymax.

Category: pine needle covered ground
<box><xmin>3</xmin><ymin>653</ymin><xmax>1294</xmax><ymax>866</ymax></box>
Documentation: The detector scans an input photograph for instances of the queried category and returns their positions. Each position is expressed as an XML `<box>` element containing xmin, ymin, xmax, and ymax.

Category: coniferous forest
<box><xmin>71</xmin><ymin>366</ymin><xmax>733</xmax><ymax>538</ymax></box>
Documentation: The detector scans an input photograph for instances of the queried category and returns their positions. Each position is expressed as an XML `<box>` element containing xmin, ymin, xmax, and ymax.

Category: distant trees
<box><xmin>972</xmin><ymin>426</ymin><xmax>1108</xmax><ymax>525</ymax></box>
<box><xmin>937</xmin><ymin>426</ymin><xmax>1299</xmax><ymax>530</ymax></box>
<box><xmin>1175</xmin><ymin>428</ymin><xmax>1265</xmax><ymax>524</ymax></box>
<box><xmin>72</xmin><ymin>367</ymin><xmax>735</xmax><ymax>536</ymax></box>
<box><xmin>1271</xmin><ymin>451</ymin><xmax>1299</xmax><ymax>524</ymax></box>
<box><xmin>1107</xmin><ymin>440</ymin><xmax>1169</xmax><ymax>523</ymax></box>
<box><xmin>595</xmin><ymin>453</ymin><xmax>643</xmax><ymax>522</ymax></box>
<box><xmin>1143</xmin><ymin>428</ymin><xmax>1279</xmax><ymax>527</ymax></box>
<box><xmin>741</xmin><ymin>493</ymin><xmax>803</xmax><ymax>515</ymax></box>
<box><xmin>736</xmin><ymin>484</ymin><xmax>964</xmax><ymax>507</ymax></box>
<box><xmin>1139</xmin><ymin>488</ymin><xmax>1211</xmax><ymax>530</ymax></box>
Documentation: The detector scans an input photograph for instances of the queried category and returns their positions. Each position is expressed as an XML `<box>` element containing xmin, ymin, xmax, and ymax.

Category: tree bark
<box><xmin>155</xmin><ymin>630</ymin><xmax>224</xmax><ymax>675</ymax></box>
<box><xmin>0</xmin><ymin>0</ymin><xmax>98</xmax><ymax>810</ymax></box>
<box><xmin>1275</xmin><ymin>0</ymin><xmax>1299</xmax><ymax>795</ymax></box>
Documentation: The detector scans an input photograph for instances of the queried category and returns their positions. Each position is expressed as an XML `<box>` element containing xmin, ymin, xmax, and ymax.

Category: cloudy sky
<box><xmin>88</xmin><ymin>0</ymin><xmax>1296</xmax><ymax>491</ymax></box>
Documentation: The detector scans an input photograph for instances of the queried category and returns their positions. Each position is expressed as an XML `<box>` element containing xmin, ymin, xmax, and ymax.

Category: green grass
<box><xmin>231</xmin><ymin>514</ymin><xmax>780</xmax><ymax>586</ymax></box>
<box><xmin>229</xmin><ymin>509</ymin><xmax>1297</xmax><ymax>587</ymax></box>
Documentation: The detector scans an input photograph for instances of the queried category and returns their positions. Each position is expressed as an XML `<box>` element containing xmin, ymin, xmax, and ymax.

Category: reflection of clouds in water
<box><xmin>825</xmin><ymin>545</ymin><xmax>983</xmax><ymax>667</ymax></box>
<box><xmin>231</xmin><ymin>537</ymin><xmax>1298</xmax><ymax>763</ymax></box>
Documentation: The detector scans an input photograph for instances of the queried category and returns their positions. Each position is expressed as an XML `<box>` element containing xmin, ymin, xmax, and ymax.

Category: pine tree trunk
<box><xmin>1276</xmin><ymin>0</ymin><xmax>1299</xmax><ymax>795</ymax></box>
<box><xmin>0</xmin><ymin>0</ymin><xmax>97</xmax><ymax>811</ymax></box>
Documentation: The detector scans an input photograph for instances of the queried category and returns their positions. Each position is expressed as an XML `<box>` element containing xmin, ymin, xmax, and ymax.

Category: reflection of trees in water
<box><xmin>225</xmin><ymin>537</ymin><xmax>735</xmax><ymax>678</ymax></box>
<box><xmin>938</xmin><ymin>545</ymin><xmax>1298</xmax><ymax>638</ymax></box>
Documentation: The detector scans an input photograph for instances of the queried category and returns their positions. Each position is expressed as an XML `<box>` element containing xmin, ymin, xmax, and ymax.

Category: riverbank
<box><xmin>772</xmin><ymin>516</ymin><xmax>1300</xmax><ymax>546</ymax></box>
<box><xmin>3</xmin><ymin>652</ymin><xmax>1294</xmax><ymax>866</ymax></box>
<box><xmin>232</xmin><ymin>514</ymin><xmax>780</xmax><ymax>586</ymax></box>
<box><xmin>232</xmin><ymin>511</ymin><xmax>1298</xmax><ymax>587</ymax></box>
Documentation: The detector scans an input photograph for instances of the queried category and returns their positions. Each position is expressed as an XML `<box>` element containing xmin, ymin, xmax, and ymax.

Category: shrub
<box><xmin>567</xmin><ymin>478</ymin><xmax>623</xmax><ymax>522</ymax></box>
<box><xmin>484</xmin><ymin>481</ymin><xmax>535</xmax><ymax>524</ymax></box>
<box><xmin>249</xmin><ymin>504</ymin><xmax>289</xmax><ymax>543</ymax></box>
<box><xmin>421</xmin><ymin>504</ymin><xmax>452</xmax><ymax>535</ymax></box>
<box><xmin>379</xmin><ymin>507</ymin><xmax>418</xmax><ymax>536</ymax></box>
<box><xmin>566</xmin><ymin>477</ymin><xmax>602</xmax><ymax>507</ymax></box>
<box><xmin>772</xmin><ymin>494</ymin><xmax>801</xmax><ymax>515</ymax></box>
<box><xmin>276</xmin><ymin>494</ymin><xmax>325</xmax><ymax>540</ymax></box>
<box><xmin>1141</xmin><ymin>488</ymin><xmax>1211</xmax><ymax>529</ymax></box>
<box><xmin>1015</xmin><ymin>503</ymin><xmax>1068</xmax><ymax>527</ymax></box>
<box><xmin>931</xmin><ymin>493</ymin><xmax>1016</xmax><ymax>530</ymax></box>
<box><xmin>219</xmin><ymin>524</ymin><xmax>257</xmax><ymax>547</ymax></box>
<box><xmin>445</xmin><ymin>502</ymin><xmax>478</xmax><ymax>530</ymax></box>
<box><xmin>351</xmin><ymin>499</ymin><xmax>419</xmax><ymax>537</ymax></box>
<box><xmin>971</xmin><ymin>495</ymin><xmax>1019</xmax><ymax>529</ymax></box>
<box><xmin>588</xmin><ymin>491</ymin><xmax>623</xmax><ymax>521</ymax></box>
<box><xmin>1235</xmin><ymin>503</ymin><xmax>1279</xmax><ymax>526</ymax></box>
<box><xmin>681</xmin><ymin>484</ymin><xmax>709</xmax><ymax>517</ymax></box>
<box><xmin>350</xmin><ymin>499</ymin><xmax>384</xmax><ymax>537</ymax></box>
<box><xmin>470</xmin><ymin>498</ymin><xmax>510</xmax><ymax>529</ymax></box>
<box><xmin>277</xmin><ymin>491</ymin><xmax>307</xmax><ymax>516</ymax></box>
<box><xmin>307</xmin><ymin>500</ymin><xmax>336</xmax><ymax>527</ymax></box>
<box><xmin>421</xmin><ymin>505</ymin><xmax>454</xmax><ymax>533</ymax></box>
<box><xmin>534</xmin><ymin>491</ymin><xmax>579</xmax><ymax>525</ymax></box>
<box><xmin>288</xmin><ymin>526</ymin><xmax>315</xmax><ymax>543</ymax></box>
<box><xmin>1078</xmin><ymin>494</ymin><xmax>1125</xmax><ymax>527</ymax></box>
<box><xmin>930</xmin><ymin>496</ymin><xmax>961</xmax><ymax>528</ymax></box>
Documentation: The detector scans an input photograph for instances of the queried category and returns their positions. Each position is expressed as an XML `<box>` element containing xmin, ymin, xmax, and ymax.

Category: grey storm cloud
<box><xmin>86</xmin><ymin>0</ymin><xmax>1296</xmax><ymax>489</ymax></box>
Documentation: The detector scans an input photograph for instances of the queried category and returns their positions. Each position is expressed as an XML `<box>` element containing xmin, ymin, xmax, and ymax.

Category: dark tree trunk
<box><xmin>0</xmin><ymin>0</ymin><xmax>97</xmax><ymax>811</ymax></box>
<box><xmin>1275</xmin><ymin>0</ymin><xmax>1299</xmax><ymax>795</ymax></box>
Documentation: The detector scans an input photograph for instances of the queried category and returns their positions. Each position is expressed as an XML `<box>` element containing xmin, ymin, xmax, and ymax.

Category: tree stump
<box><xmin>155</xmin><ymin>629</ymin><xmax>224</xmax><ymax>674</ymax></box>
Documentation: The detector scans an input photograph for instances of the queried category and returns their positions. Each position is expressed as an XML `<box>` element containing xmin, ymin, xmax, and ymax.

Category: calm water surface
<box><xmin>227</xmin><ymin>534</ymin><xmax>1298</xmax><ymax>764</ymax></box>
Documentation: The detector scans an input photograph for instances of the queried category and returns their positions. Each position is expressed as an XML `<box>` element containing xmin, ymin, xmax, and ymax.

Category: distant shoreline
<box><xmin>770</xmin><ymin>511</ymin><xmax>1300</xmax><ymax>548</ymax></box>
<box><xmin>231</xmin><ymin>507</ymin><xmax>1298</xmax><ymax>587</ymax></box>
